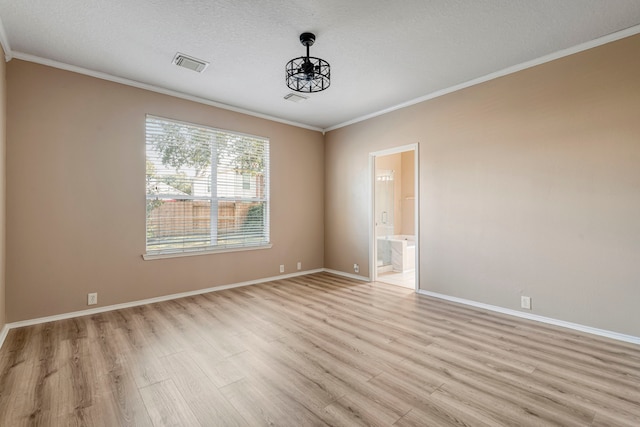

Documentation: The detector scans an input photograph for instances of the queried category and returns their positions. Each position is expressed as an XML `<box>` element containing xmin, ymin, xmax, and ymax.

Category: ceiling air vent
<box><xmin>172</xmin><ymin>53</ymin><xmax>209</xmax><ymax>73</ymax></box>
<box><xmin>284</xmin><ymin>93</ymin><xmax>308</xmax><ymax>103</ymax></box>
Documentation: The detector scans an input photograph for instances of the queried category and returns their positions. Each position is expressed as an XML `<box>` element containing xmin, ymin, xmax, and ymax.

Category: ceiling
<box><xmin>1</xmin><ymin>1</ymin><xmax>640</xmax><ymax>131</ymax></box>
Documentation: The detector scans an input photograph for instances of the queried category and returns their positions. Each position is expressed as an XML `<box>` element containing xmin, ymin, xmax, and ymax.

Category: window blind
<box><xmin>145</xmin><ymin>115</ymin><xmax>270</xmax><ymax>255</ymax></box>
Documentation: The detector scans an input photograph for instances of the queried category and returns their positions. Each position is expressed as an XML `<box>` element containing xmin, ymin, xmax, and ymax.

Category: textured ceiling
<box><xmin>1</xmin><ymin>1</ymin><xmax>640</xmax><ymax>130</ymax></box>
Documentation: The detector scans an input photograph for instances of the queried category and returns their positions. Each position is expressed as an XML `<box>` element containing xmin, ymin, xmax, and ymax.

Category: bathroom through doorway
<box><xmin>370</xmin><ymin>144</ymin><xmax>419</xmax><ymax>290</ymax></box>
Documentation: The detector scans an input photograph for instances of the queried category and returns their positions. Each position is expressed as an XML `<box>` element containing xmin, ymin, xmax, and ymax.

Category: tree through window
<box><xmin>145</xmin><ymin>115</ymin><xmax>270</xmax><ymax>255</ymax></box>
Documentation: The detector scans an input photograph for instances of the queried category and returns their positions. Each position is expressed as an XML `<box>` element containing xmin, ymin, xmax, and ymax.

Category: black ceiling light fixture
<box><xmin>286</xmin><ymin>32</ymin><xmax>330</xmax><ymax>93</ymax></box>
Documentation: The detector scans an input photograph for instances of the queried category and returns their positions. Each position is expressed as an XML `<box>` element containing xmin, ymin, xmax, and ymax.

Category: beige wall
<box><xmin>325</xmin><ymin>35</ymin><xmax>640</xmax><ymax>336</ymax></box>
<box><xmin>6</xmin><ymin>60</ymin><xmax>324</xmax><ymax>322</ymax></box>
<box><xmin>0</xmin><ymin>46</ymin><xmax>6</xmax><ymax>331</ymax></box>
<box><xmin>400</xmin><ymin>150</ymin><xmax>415</xmax><ymax>236</ymax></box>
<box><xmin>4</xmin><ymin>35</ymin><xmax>640</xmax><ymax>338</ymax></box>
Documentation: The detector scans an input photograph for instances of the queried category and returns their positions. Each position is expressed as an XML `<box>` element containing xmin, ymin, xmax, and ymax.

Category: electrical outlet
<box><xmin>297</xmin><ymin>261</ymin><xmax>302</xmax><ymax>270</ymax></box>
<box><xmin>354</xmin><ymin>263</ymin><xmax>359</xmax><ymax>273</ymax></box>
<box><xmin>520</xmin><ymin>295</ymin><xmax>531</xmax><ymax>310</ymax></box>
<box><xmin>280</xmin><ymin>264</ymin><xmax>285</xmax><ymax>273</ymax></box>
<box><xmin>88</xmin><ymin>292</ymin><xmax>98</xmax><ymax>306</ymax></box>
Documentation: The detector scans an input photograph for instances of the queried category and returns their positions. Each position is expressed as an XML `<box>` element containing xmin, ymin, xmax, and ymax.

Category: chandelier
<box><xmin>286</xmin><ymin>32</ymin><xmax>330</xmax><ymax>93</ymax></box>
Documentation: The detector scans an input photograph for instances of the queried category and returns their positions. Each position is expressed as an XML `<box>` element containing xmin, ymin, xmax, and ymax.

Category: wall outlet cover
<box><xmin>520</xmin><ymin>295</ymin><xmax>531</xmax><ymax>310</ymax></box>
<box><xmin>88</xmin><ymin>292</ymin><xmax>98</xmax><ymax>305</ymax></box>
<box><xmin>279</xmin><ymin>265</ymin><xmax>285</xmax><ymax>273</ymax></box>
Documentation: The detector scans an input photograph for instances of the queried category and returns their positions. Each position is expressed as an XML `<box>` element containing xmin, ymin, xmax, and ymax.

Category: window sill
<box><xmin>142</xmin><ymin>243</ymin><xmax>272</xmax><ymax>261</ymax></box>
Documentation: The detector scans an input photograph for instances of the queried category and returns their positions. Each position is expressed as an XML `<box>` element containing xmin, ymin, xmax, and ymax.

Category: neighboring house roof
<box><xmin>147</xmin><ymin>180</ymin><xmax>189</xmax><ymax>196</ymax></box>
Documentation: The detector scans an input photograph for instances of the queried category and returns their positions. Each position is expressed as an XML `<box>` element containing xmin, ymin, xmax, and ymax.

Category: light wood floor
<box><xmin>0</xmin><ymin>273</ymin><xmax>639</xmax><ymax>426</ymax></box>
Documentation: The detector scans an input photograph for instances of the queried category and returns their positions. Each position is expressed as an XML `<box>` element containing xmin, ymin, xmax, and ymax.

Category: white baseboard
<box><xmin>417</xmin><ymin>290</ymin><xmax>640</xmax><ymax>346</ymax></box>
<box><xmin>322</xmin><ymin>268</ymin><xmax>371</xmax><ymax>282</ymax></box>
<box><xmin>0</xmin><ymin>269</ymin><xmax>361</xmax><ymax>352</ymax></box>
<box><xmin>0</xmin><ymin>324</ymin><xmax>9</xmax><ymax>350</ymax></box>
<box><xmin>3</xmin><ymin>271</ymin><xmax>635</xmax><ymax>349</ymax></box>
<box><xmin>4</xmin><ymin>269</ymin><xmax>324</xmax><ymax>331</ymax></box>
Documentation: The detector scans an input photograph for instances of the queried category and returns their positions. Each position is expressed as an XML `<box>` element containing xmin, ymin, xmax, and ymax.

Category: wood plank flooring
<box><xmin>0</xmin><ymin>272</ymin><xmax>639</xmax><ymax>426</ymax></box>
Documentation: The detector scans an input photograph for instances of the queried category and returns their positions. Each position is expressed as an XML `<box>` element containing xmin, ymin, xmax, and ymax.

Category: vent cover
<box><xmin>284</xmin><ymin>93</ymin><xmax>308</xmax><ymax>103</ymax></box>
<box><xmin>172</xmin><ymin>53</ymin><xmax>209</xmax><ymax>73</ymax></box>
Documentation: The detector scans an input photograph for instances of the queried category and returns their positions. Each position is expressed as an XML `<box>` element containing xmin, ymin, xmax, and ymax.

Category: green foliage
<box><xmin>221</xmin><ymin>135</ymin><xmax>266</xmax><ymax>176</ymax></box>
<box><xmin>145</xmin><ymin>160</ymin><xmax>162</xmax><ymax>217</ymax></box>
<box><xmin>146</xmin><ymin>160</ymin><xmax>157</xmax><ymax>189</ymax></box>
<box><xmin>152</xmin><ymin>122</ymin><xmax>212</xmax><ymax>177</ymax></box>
<box><xmin>242</xmin><ymin>203</ymin><xmax>264</xmax><ymax>235</ymax></box>
<box><xmin>149</xmin><ymin>119</ymin><xmax>266</xmax><ymax>176</ymax></box>
<box><xmin>160</xmin><ymin>172</ymin><xmax>193</xmax><ymax>195</ymax></box>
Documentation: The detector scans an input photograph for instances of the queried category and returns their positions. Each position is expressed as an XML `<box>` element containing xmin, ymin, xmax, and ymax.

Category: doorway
<box><xmin>370</xmin><ymin>144</ymin><xmax>419</xmax><ymax>290</ymax></box>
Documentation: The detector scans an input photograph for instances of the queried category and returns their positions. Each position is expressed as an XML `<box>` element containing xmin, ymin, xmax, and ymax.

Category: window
<box><xmin>145</xmin><ymin>115</ymin><xmax>270</xmax><ymax>257</ymax></box>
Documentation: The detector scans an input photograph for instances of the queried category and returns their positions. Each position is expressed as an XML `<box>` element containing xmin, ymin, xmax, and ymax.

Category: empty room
<box><xmin>0</xmin><ymin>1</ymin><xmax>639</xmax><ymax>426</ymax></box>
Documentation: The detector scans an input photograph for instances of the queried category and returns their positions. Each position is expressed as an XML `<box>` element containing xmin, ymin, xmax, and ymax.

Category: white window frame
<box><xmin>143</xmin><ymin>115</ymin><xmax>271</xmax><ymax>260</ymax></box>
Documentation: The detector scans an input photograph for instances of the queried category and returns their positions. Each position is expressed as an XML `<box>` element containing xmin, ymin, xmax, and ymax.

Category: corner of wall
<box><xmin>0</xmin><ymin>43</ymin><xmax>7</xmax><ymax>338</ymax></box>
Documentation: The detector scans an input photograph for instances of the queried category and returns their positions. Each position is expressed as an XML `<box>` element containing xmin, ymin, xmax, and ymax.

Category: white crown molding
<box><xmin>3</xmin><ymin>269</ymin><xmax>324</xmax><ymax>333</ymax></box>
<box><xmin>417</xmin><ymin>290</ymin><xmax>640</xmax><ymax>346</ymax></box>
<box><xmin>0</xmin><ymin>15</ymin><xmax>12</xmax><ymax>61</ymax></box>
<box><xmin>8</xmin><ymin>23</ymin><xmax>640</xmax><ymax>132</ymax></box>
<box><xmin>10</xmin><ymin>52</ymin><xmax>323</xmax><ymax>133</ymax></box>
<box><xmin>324</xmin><ymin>24</ymin><xmax>640</xmax><ymax>132</ymax></box>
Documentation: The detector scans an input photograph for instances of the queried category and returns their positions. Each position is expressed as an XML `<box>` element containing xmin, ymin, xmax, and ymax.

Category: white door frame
<box><xmin>369</xmin><ymin>143</ymin><xmax>420</xmax><ymax>291</ymax></box>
